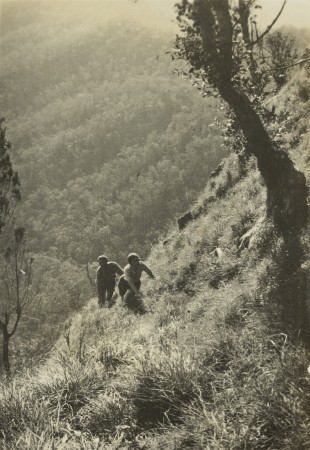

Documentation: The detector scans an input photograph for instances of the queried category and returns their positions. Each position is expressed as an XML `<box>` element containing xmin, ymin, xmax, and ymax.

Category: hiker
<box><xmin>96</xmin><ymin>255</ymin><xmax>124</xmax><ymax>308</ymax></box>
<box><xmin>118</xmin><ymin>253</ymin><xmax>155</xmax><ymax>313</ymax></box>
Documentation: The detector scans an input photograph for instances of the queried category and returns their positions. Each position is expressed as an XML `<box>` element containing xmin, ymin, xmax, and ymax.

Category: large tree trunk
<box><xmin>195</xmin><ymin>0</ymin><xmax>308</xmax><ymax>235</ymax></box>
<box><xmin>219</xmin><ymin>84</ymin><xmax>308</xmax><ymax>235</ymax></box>
<box><xmin>221</xmin><ymin>83</ymin><xmax>309</xmax><ymax>332</ymax></box>
<box><xmin>193</xmin><ymin>0</ymin><xmax>309</xmax><ymax>334</ymax></box>
<box><xmin>219</xmin><ymin>83</ymin><xmax>309</xmax><ymax>335</ymax></box>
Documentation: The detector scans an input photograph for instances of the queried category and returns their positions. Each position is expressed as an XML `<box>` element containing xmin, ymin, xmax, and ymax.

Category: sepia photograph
<box><xmin>0</xmin><ymin>0</ymin><xmax>309</xmax><ymax>448</ymax></box>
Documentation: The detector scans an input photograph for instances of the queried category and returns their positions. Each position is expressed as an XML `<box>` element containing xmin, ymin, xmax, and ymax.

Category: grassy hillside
<box><xmin>0</xmin><ymin>2</ymin><xmax>227</xmax><ymax>363</ymax></box>
<box><xmin>0</xmin><ymin>62</ymin><xmax>309</xmax><ymax>448</ymax></box>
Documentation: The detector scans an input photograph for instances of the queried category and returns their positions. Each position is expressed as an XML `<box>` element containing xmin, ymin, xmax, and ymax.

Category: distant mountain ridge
<box><xmin>0</xmin><ymin>3</ymin><xmax>226</xmax><ymax>361</ymax></box>
<box><xmin>0</xmin><ymin>5</ymin><xmax>226</xmax><ymax>264</ymax></box>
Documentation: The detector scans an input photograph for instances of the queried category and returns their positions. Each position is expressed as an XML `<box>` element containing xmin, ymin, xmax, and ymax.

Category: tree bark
<box><xmin>218</xmin><ymin>83</ymin><xmax>308</xmax><ymax>234</ymax></box>
<box><xmin>195</xmin><ymin>0</ymin><xmax>308</xmax><ymax>235</ymax></box>
<box><xmin>192</xmin><ymin>0</ymin><xmax>309</xmax><ymax>334</ymax></box>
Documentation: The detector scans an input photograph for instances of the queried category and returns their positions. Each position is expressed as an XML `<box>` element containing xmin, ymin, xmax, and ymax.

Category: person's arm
<box><xmin>96</xmin><ymin>267</ymin><xmax>104</xmax><ymax>294</ymax></box>
<box><xmin>112</xmin><ymin>262</ymin><xmax>124</xmax><ymax>276</ymax></box>
<box><xmin>141</xmin><ymin>262</ymin><xmax>155</xmax><ymax>279</ymax></box>
<box><xmin>96</xmin><ymin>267</ymin><xmax>103</xmax><ymax>284</ymax></box>
<box><xmin>124</xmin><ymin>266</ymin><xmax>140</xmax><ymax>295</ymax></box>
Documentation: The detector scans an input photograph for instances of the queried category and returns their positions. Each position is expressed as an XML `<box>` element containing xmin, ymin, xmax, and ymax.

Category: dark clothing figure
<box><xmin>118</xmin><ymin>253</ymin><xmax>154</xmax><ymax>314</ymax></box>
<box><xmin>118</xmin><ymin>276</ymin><xmax>141</xmax><ymax>298</ymax></box>
<box><xmin>96</xmin><ymin>256</ymin><xmax>123</xmax><ymax>308</ymax></box>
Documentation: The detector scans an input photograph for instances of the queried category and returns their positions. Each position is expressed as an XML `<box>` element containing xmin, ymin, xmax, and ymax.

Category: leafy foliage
<box><xmin>265</xmin><ymin>30</ymin><xmax>299</xmax><ymax>89</ymax></box>
<box><xmin>0</xmin><ymin>5</ymin><xmax>309</xmax><ymax>449</ymax></box>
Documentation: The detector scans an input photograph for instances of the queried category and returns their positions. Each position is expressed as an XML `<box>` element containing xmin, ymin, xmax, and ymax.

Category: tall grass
<box><xmin>1</xmin><ymin>70</ymin><xmax>310</xmax><ymax>448</ymax></box>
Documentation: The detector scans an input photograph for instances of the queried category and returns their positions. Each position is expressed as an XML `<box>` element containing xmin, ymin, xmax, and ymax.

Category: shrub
<box><xmin>133</xmin><ymin>347</ymin><xmax>202</xmax><ymax>428</ymax></box>
<box><xmin>76</xmin><ymin>390</ymin><xmax>134</xmax><ymax>438</ymax></box>
<box><xmin>0</xmin><ymin>386</ymin><xmax>44</xmax><ymax>443</ymax></box>
<box><xmin>30</xmin><ymin>360</ymin><xmax>107</xmax><ymax>421</ymax></box>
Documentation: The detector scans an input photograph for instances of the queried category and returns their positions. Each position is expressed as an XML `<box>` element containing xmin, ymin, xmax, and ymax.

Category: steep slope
<box><xmin>0</xmin><ymin>63</ymin><xmax>309</xmax><ymax>449</ymax></box>
<box><xmin>0</xmin><ymin>3</ymin><xmax>227</xmax><ymax>362</ymax></box>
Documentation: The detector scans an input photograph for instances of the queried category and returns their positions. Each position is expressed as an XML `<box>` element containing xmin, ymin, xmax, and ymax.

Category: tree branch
<box><xmin>250</xmin><ymin>0</ymin><xmax>287</xmax><ymax>46</ymax></box>
<box><xmin>195</xmin><ymin>0</ymin><xmax>233</xmax><ymax>84</ymax></box>
<box><xmin>8</xmin><ymin>310</ymin><xmax>21</xmax><ymax>338</ymax></box>
<box><xmin>265</xmin><ymin>56</ymin><xmax>310</xmax><ymax>72</ymax></box>
<box><xmin>239</xmin><ymin>0</ymin><xmax>252</xmax><ymax>46</ymax></box>
<box><xmin>210</xmin><ymin>0</ymin><xmax>233</xmax><ymax>70</ymax></box>
<box><xmin>86</xmin><ymin>262</ymin><xmax>95</xmax><ymax>289</ymax></box>
<box><xmin>85</xmin><ymin>245</ymin><xmax>95</xmax><ymax>289</ymax></box>
<box><xmin>195</xmin><ymin>0</ymin><xmax>218</xmax><ymax>69</ymax></box>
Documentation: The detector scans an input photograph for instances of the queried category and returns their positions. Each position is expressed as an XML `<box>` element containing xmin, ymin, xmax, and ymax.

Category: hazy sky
<box><xmin>255</xmin><ymin>0</ymin><xmax>310</xmax><ymax>28</ymax></box>
<box><xmin>143</xmin><ymin>0</ymin><xmax>310</xmax><ymax>29</ymax></box>
<box><xmin>1</xmin><ymin>0</ymin><xmax>310</xmax><ymax>30</ymax></box>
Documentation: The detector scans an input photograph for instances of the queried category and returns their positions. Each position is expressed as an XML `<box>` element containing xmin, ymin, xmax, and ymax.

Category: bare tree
<box><xmin>0</xmin><ymin>227</ymin><xmax>34</xmax><ymax>375</ymax></box>
<box><xmin>0</xmin><ymin>118</ymin><xmax>26</xmax><ymax>374</ymax></box>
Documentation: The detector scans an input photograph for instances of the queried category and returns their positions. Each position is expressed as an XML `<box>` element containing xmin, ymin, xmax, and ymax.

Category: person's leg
<box><xmin>106</xmin><ymin>289</ymin><xmax>113</xmax><ymax>307</ymax></box>
<box><xmin>106</xmin><ymin>280</ymin><xmax>116</xmax><ymax>307</ymax></box>
<box><xmin>133</xmin><ymin>280</ymin><xmax>146</xmax><ymax>313</ymax></box>
<box><xmin>123</xmin><ymin>280</ymin><xmax>140</xmax><ymax>305</ymax></box>
<box><xmin>123</xmin><ymin>288</ymin><xmax>135</xmax><ymax>306</ymax></box>
<box><xmin>123</xmin><ymin>285</ymin><xmax>145</xmax><ymax>314</ymax></box>
<box><xmin>118</xmin><ymin>276</ymin><xmax>129</xmax><ymax>302</ymax></box>
<box><xmin>98</xmin><ymin>285</ymin><xmax>107</xmax><ymax>308</ymax></box>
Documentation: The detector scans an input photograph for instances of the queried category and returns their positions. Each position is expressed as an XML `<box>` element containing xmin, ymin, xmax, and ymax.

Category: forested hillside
<box><xmin>0</xmin><ymin>52</ymin><xmax>309</xmax><ymax>449</ymax></box>
<box><xmin>0</xmin><ymin>2</ymin><xmax>310</xmax><ymax>448</ymax></box>
<box><xmin>0</xmin><ymin>3</ymin><xmax>226</xmax><ymax>365</ymax></box>
<box><xmin>1</xmin><ymin>4</ymin><xmax>225</xmax><ymax>263</ymax></box>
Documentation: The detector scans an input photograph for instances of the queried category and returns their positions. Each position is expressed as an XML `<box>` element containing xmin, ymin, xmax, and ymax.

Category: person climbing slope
<box><xmin>118</xmin><ymin>253</ymin><xmax>155</xmax><ymax>314</ymax></box>
<box><xmin>96</xmin><ymin>255</ymin><xmax>123</xmax><ymax>308</ymax></box>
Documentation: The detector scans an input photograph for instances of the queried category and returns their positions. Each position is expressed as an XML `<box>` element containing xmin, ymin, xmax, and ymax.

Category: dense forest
<box><xmin>0</xmin><ymin>2</ymin><xmax>226</xmax><ymax>364</ymax></box>
<box><xmin>0</xmin><ymin>1</ymin><xmax>310</xmax><ymax>448</ymax></box>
